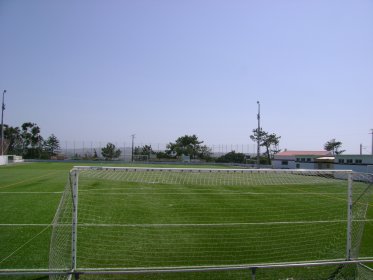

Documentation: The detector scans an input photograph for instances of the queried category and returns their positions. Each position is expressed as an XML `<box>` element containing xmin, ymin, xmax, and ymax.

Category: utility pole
<box><xmin>256</xmin><ymin>101</ymin><xmax>260</xmax><ymax>168</ymax></box>
<box><xmin>1</xmin><ymin>90</ymin><xmax>6</xmax><ymax>156</ymax></box>
<box><xmin>131</xmin><ymin>134</ymin><xmax>135</xmax><ymax>162</ymax></box>
<box><xmin>370</xmin><ymin>129</ymin><xmax>373</xmax><ymax>155</ymax></box>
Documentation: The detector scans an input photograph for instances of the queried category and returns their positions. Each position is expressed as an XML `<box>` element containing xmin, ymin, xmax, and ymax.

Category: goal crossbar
<box><xmin>72</xmin><ymin>166</ymin><xmax>354</xmax><ymax>174</ymax></box>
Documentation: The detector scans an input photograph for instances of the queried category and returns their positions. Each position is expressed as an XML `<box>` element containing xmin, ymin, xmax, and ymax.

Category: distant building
<box><xmin>273</xmin><ymin>150</ymin><xmax>373</xmax><ymax>173</ymax></box>
<box><xmin>272</xmin><ymin>150</ymin><xmax>333</xmax><ymax>169</ymax></box>
<box><xmin>334</xmin><ymin>154</ymin><xmax>373</xmax><ymax>173</ymax></box>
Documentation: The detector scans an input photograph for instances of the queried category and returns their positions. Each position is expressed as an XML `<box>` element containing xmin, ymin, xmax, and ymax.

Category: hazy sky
<box><xmin>1</xmin><ymin>0</ymin><xmax>372</xmax><ymax>154</ymax></box>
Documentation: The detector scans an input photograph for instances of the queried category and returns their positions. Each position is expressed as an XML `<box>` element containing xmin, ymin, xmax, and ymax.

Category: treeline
<box><xmin>132</xmin><ymin>132</ymin><xmax>279</xmax><ymax>164</ymax></box>
<box><xmin>102</xmin><ymin>135</ymin><xmax>213</xmax><ymax>162</ymax></box>
<box><xmin>2</xmin><ymin>122</ymin><xmax>60</xmax><ymax>159</ymax></box>
<box><xmin>2</xmin><ymin>122</ymin><xmax>287</xmax><ymax>164</ymax></box>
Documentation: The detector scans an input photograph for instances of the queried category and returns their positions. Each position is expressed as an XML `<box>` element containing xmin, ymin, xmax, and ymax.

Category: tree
<box><xmin>44</xmin><ymin>134</ymin><xmax>60</xmax><ymax>156</ymax></box>
<box><xmin>4</xmin><ymin>122</ymin><xmax>62</xmax><ymax>159</ymax></box>
<box><xmin>250</xmin><ymin>128</ymin><xmax>281</xmax><ymax>164</ymax></box>
<box><xmin>156</xmin><ymin>151</ymin><xmax>174</xmax><ymax>160</ymax></box>
<box><xmin>216</xmin><ymin>151</ymin><xmax>246</xmax><ymax>164</ymax></box>
<box><xmin>4</xmin><ymin>125</ymin><xmax>22</xmax><ymax>155</ymax></box>
<box><xmin>324</xmin><ymin>139</ymin><xmax>345</xmax><ymax>155</ymax></box>
<box><xmin>166</xmin><ymin>134</ymin><xmax>212</xmax><ymax>160</ymax></box>
<box><xmin>101</xmin><ymin>142</ymin><xmax>121</xmax><ymax>160</ymax></box>
<box><xmin>93</xmin><ymin>149</ymin><xmax>98</xmax><ymax>160</ymax></box>
<box><xmin>198</xmin><ymin>145</ymin><xmax>213</xmax><ymax>161</ymax></box>
<box><xmin>20</xmin><ymin>122</ymin><xmax>43</xmax><ymax>158</ymax></box>
<box><xmin>134</xmin><ymin>145</ymin><xmax>155</xmax><ymax>156</ymax></box>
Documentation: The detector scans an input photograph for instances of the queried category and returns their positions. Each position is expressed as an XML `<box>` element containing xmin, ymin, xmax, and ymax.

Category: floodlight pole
<box><xmin>256</xmin><ymin>101</ymin><xmax>260</xmax><ymax>168</ymax></box>
<box><xmin>131</xmin><ymin>134</ymin><xmax>135</xmax><ymax>162</ymax></box>
<box><xmin>1</xmin><ymin>90</ymin><xmax>6</xmax><ymax>156</ymax></box>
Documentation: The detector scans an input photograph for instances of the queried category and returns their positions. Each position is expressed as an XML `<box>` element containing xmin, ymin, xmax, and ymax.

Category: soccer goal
<box><xmin>48</xmin><ymin>167</ymin><xmax>373</xmax><ymax>279</ymax></box>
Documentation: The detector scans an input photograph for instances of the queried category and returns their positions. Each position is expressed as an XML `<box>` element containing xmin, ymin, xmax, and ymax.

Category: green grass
<box><xmin>71</xmin><ymin>180</ymin><xmax>346</xmax><ymax>268</ymax></box>
<box><xmin>0</xmin><ymin>163</ymin><xmax>237</xmax><ymax>269</ymax></box>
<box><xmin>0</xmin><ymin>162</ymin><xmax>372</xmax><ymax>280</ymax></box>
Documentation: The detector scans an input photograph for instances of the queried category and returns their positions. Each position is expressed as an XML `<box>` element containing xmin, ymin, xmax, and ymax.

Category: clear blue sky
<box><xmin>1</xmin><ymin>0</ymin><xmax>372</xmax><ymax>154</ymax></box>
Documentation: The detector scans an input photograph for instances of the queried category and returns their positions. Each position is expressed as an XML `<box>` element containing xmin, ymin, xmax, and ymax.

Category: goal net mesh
<box><xmin>49</xmin><ymin>167</ymin><xmax>373</xmax><ymax>279</ymax></box>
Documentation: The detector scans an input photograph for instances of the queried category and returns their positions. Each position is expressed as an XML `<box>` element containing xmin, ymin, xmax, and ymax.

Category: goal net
<box><xmin>49</xmin><ymin>167</ymin><xmax>373</xmax><ymax>279</ymax></box>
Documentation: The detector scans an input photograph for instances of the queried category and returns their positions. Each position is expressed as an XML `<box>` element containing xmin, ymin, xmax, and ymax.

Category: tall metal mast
<box><xmin>257</xmin><ymin>101</ymin><xmax>260</xmax><ymax>168</ymax></box>
<box><xmin>131</xmin><ymin>134</ymin><xmax>135</xmax><ymax>162</ymax></box>
<box><xmin>1</xmin><ymin>90</ymin><xmax>6</xmax><ymax>156</ymax></box>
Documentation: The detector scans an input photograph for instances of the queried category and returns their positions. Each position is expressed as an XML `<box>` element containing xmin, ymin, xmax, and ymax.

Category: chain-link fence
<box><xmin>58</xmin><ymin>141</ymin><xmax>258</xmax><ymax>161</ymax></box>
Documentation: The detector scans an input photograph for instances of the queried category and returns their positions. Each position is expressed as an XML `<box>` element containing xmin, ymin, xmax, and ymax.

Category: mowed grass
<box><xmin>0</xmin><ymin>163</ymin><xmax>239</xmax><ymax>271</ymax></box>
<box><xmin>0</xmin><ymin>163</ymin><xmax>373</xmax><ymax>280</ymax></box>
<box><xmin>0</xmin><ymin>163</ymin><xmax>74</xmax><ymax>274</ymax></box>
<box><xmin>72</xmin><ymin>177</ymin><xmax>353</xmax><ymax>269</ymax></box>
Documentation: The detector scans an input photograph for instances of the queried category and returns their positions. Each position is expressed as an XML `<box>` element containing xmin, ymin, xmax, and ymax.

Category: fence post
<box><xmin>71</xmin><ymin>169</ymin><xmax>79</xmax><ymax>273</ymax></box>
<box><xmin>346</xmin><ymin>171</ymin><xmax>353</xmax><ymax>260</ymax></box>
<box><xmin>251</xmin><ymin>267</ymin><xmax>257</xmax><ymax>280</ymax></box>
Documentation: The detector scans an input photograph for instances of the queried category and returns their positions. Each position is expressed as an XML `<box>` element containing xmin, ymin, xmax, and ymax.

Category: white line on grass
<box><xmin>0</xmin><ymin>225</ymin><xmax>51</xmax><ymax>265</ymax></box>
<box><xmin>0</xmin><ymin>172</ymin><xmax>58</xmax><ymax>190</ymax></box>
<box><xmin>0</xmin><ymin>224</ymin><xmax>51</xmax><ymax>226</ymax></box>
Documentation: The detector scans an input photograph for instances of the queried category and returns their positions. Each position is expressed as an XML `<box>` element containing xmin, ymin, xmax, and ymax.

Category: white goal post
<box><xmin>48</xmin><ymin>167</ymin><xmax>373</xmax><ymax>279</ymax></box>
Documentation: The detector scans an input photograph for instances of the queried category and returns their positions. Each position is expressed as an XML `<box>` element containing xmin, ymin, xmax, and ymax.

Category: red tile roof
<box><xmin>276</xmin><ymin>151</ymin><xmax>332</xmax><ymax>157</ymax></box>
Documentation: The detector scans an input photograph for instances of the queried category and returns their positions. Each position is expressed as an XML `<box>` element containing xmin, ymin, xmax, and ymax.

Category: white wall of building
<box><xmin>273</xmin><ymin>153</ymin><xmax>373</xmax><ymax>174</ymax></box>
<box><xmin>0</xmin><ymin>155</ymin><xmax>8</xmax><ymax>165</ymax></box>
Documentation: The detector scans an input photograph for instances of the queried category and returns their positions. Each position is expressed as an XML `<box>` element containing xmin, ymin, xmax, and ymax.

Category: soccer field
<box><xmin>1</xmin><ymin>163</ymin><xmax>373</xmax><ymax>279</ymax></box>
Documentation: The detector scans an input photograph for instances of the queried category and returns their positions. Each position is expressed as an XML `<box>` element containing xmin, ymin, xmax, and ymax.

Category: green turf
<box><xmin>0</xmin><ymin>162</ymin><xmax>372</xmax><ymax>280</ymax></box>
<box><xmin>70</xmin><ymin>179</ymin><xmax>346</xmax><ymax>268</ymax></box>
<box><xmin>0</xmin><ymin>163</ymin><xmax>237</xmax><ymax>269</ymax></box>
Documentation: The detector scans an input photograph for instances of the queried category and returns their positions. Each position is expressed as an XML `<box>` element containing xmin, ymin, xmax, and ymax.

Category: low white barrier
<box><xmin>0</xmin><ymin>155</ymin><xmax>8</xmax><ymax>165</ymax></box>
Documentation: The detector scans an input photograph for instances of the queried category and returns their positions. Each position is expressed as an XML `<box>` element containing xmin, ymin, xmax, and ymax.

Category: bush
<box><xmin>216</xmin><ymin>151</ymin><xmax>246</xmax><ymax>164</ymax></box>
